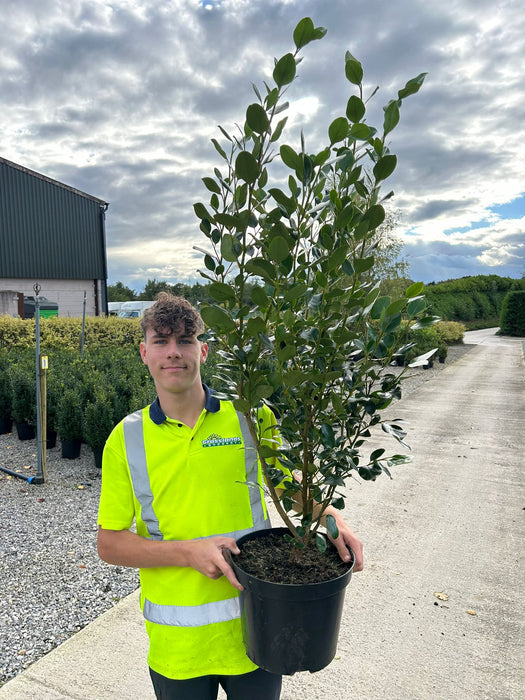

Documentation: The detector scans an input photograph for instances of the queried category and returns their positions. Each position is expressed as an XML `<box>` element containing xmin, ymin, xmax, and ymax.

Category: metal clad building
<box><xmin>0</xmin><ymin>156</ymin><xmax>109</xmax><ymax>317</ymax></box>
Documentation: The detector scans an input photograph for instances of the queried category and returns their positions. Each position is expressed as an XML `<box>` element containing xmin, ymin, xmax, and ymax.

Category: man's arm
<box><xmin>97</xmin><ymin>527</ymin><xmax>244</xmax><ymax>590</ymax></box>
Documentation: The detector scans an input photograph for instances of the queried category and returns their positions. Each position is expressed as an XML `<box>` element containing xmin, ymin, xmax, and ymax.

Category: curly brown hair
<box><xmin>140</xmin><ymin>293</ymin><xmax>204</xmax><ymax>339</ymax></box>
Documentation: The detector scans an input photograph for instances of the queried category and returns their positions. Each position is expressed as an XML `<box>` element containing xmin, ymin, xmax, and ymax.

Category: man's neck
<box><xmin>157</xmin><ymin>384</ymin><xmax>206</xmax><ymax>429</ymax></box>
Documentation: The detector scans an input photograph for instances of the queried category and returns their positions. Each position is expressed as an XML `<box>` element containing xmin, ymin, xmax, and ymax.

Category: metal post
<box><xmin>33</xmin><ymin>283</ymin><xmax>44</xmax><ymax>484</ymax></box>
<box><xmin>40</xmin><ymin>355</ymin><xmax>48</xmax><ymax>482</ymax></box>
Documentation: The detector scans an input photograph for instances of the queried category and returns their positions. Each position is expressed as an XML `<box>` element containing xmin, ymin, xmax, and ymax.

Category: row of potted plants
<box><xmin>0</xmin><ymin>347</ymin><xmax>156</xmax><ymax>467</ymax></box>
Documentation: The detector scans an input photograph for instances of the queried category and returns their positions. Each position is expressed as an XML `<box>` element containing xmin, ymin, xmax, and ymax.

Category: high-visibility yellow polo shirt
<box><xmin>98</xmin><ymin>385</ymin><xmax>278</xmax><ymax>680</ymax></box>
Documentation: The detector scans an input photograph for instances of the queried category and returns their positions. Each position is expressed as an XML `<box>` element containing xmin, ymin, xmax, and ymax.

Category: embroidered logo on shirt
<box><xmin>202</xmin><ymin>433</ymin><xmax>242</xmax><ymax>448</ymax></box>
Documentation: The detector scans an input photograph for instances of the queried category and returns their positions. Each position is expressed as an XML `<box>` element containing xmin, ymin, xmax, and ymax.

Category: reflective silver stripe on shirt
<box><xmin>123</xmin><ymin>411</ymin><xmax>163</xmax><ymax>540</ymax></box>
<box><xmin>236</xmin><ymin>411</ymin><xmax>269</xmax><ymax>533</ymax></box>
<box><xmin>143</xmin><ymin>596</ymin><xmax>240</xmax><ymax>627</ymax></box>
<box><xmin>123</xmin><ymin>406</ymin><xmax>271</xmax><ymax>628</ymax></box>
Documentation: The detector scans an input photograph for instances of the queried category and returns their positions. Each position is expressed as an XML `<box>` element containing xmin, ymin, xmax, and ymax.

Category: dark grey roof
<box><xmin>0</xmin><ymin>157</ymin><xmax>109</xmax><ymax>280</ymax></box>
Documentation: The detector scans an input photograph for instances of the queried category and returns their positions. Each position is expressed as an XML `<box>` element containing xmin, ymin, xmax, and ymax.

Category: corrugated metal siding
<box><xmin>0</xmin><ymin>159</ymin><xmax>107</xmax><ymax>280</ymax></box>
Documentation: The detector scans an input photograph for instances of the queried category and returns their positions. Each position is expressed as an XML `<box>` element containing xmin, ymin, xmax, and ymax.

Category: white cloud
<box><xmin>1</xmin><ymin>0</ymin><xmax>524</xmax><ymax>287</ymax></box>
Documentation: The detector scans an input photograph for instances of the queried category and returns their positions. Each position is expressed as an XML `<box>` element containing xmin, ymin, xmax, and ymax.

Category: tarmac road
<box><xmin>1</xmin><ymin>329</ymin><xmax>523</xmax><ymax>699</ymax></box>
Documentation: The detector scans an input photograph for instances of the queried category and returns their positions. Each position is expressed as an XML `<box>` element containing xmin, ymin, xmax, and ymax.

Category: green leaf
<box><xmin>284</xmin><ymin>283</ymin><xmax>308</xmax><ymax>301</ymax></box>
<box><xmin>269</xmin><ymin>236</ymin><xmax>291</xmax><ymax>262</ymax></box>
<box><xmin>204</xmin><ymin>254</ymin><xmax>216</xmax><ymax>271</ymax></box>
<box><xmin>251</xmin><ymin>285</ymin><xmax>269</xmax><ymax>307</ymax></box>
<box><xmin>215</xmin><ymin>212</ymin><xmax>242</xmax><ymax>230</ymax></box>
<box><xmin>373</xmin><ymin>155</ymin><xmax>397</xmax><ymax>181</ymax></box>
<box><xmin>325</xmin><ymin>514</ymin><xmax>339</xmax><ymax>540</ymax></box>
<box><xmin>405</xmin><ymin>281</ymin><xmax>425</xmax><ymax>298</ymax></box>
<box><xmin>220</xmin><ymin>234</ymin><xmax>239</xmax><ymax>262</ymax></box>
<box><xmin>383</xmin><ymin>313</ymin><xmax>402</xmax><ymax>334</ymax></box>
<box><xmin>280</xmin><ymin>144</ymin><xmax>300</xmax><ymax>170</ymax></box>
<box><xmin>370</xmin><ymin>296</ymin><xmax>390</xmax><ymax>319</ymax></box>
<box><xmin>246</xmin><ymin>316</ymin><xmax>267</xmax><ymax>337</ymax></box>
<box><xmin>270</xmin><ymin>117</ymin><xmax>288</xmax><ymax>143</ymax></box>
<box><xmin>293</xmin><ymin>17</ymin><xmax>315</xmax><ymax>48</ymax></box>
<box><xmin>200</xmin><ymin>305</ymin><xmax>235</xmax><ymax>332</ymax></box>
<box><xmin>386</xmin><ymin>298</ymin><xmax>406</xmax><ymax>315</ymax></box>
<box><xmin>398</xmin><ymin>72</ymin><xmax>427</xmax><ymax>99</ymax></box>
<box><xmin>334</xmin><ymin>204</ymin><xmax>355</xmax><ymax>229</ymax></box>
<box><xmin>273</xmin><ymin>53</ymin><xmax>296</xmax><ymax>87</ymax></box>
<box><xmin>211</xmin><ymin>138</ymin><xmax>227</xmax><ymax>160</ymax></box>
<box><xmin>349</xmin><ymin>122</ymin><xmax>371</xmax><ymax>140</ymax></box>
<box><xmin>321</xmin><ymin>423</ymin><xmax>336</xmax><ymax>447</ymax></box>
<box><xmin>235</xmin><ymin>151</ymin><xmax>260</xmax><ymax>184</ymax></box>
<box><xmin>383</xmin><ymin>100</ymin><xmax>400</xmax><ymax>136</ymax></box>
<box><xmin>315</xmin><ymin>533</ymin><xmax>328</xmax><ymax>553</ymax></box>
<box><xmin>346</xmin><ymin>95</ymin><xmax>366</xmax><ymax>123</ymax></box>
<box><xmin>233</xmin><ymin>398</ymin><xmax>250</xmax><ymax>412</ymax></box>
<box><xmin>245</xmin><ymin>258</ymin><xmax>276</xmax><ymax>282</ymax></box>
<box><xmin>269</xmin><ymin>188</ymin><xmax>296</xmax><ymax>215</ymax></box>
<box><xmin>362</xmin><ymin>204</ymin><xmax>385</xmax><ymax>230</ymax></box>
<box><xmin>354</xmin><ymin>256</ymin><xmax>375</xmax><ymax>274</ymax></box>
<box><xmin>194</xmin><ymin>202</ymin><xmax>212</xmax><ymax>221</ymax></box>
<box><xmin>246</xmin><ymin>103</ymin><xmax>270</xmax><ymax>134</ymax></box>
<box><xmin>329</xmin><ymin>117</ymin><xmax>349</xmax><ymax>144</ymax></box>
<box><xmin>345</xmin><ymin>58</ymin><xmax>363</xmax><ymax>85</ymax></box>
<box><xmin>209</xmin><ymin>282</ymin><xmax>235</xmax><ymax>302</ymax></box>
<box><xmin>202</xmin><ymin>177</ymin><xmax>221</xmax><ymax>194</ymax></box>
<box><xmin>407</xmin><ymin>297</ymin><xmax>427</xmax><ymax>316</ymax></box>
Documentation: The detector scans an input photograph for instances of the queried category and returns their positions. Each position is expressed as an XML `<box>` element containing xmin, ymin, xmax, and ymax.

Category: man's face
<box><xmin>140</xmin><ymin>326</ymin><xmax>208</xmax><ymax>397</ymax></box>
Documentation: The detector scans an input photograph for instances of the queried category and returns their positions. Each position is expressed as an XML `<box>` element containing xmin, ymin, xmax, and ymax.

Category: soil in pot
<box><xmin>233</xmin><ymin>529</ymin><xmax>351</xmax><ymax>585</ymax></box>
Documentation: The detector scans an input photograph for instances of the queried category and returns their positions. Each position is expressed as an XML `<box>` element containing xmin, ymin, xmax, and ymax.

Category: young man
<box><xmin>97</xmin><ymin>293</ymin><xmax>363</xmax><ymax>700</ymax></box>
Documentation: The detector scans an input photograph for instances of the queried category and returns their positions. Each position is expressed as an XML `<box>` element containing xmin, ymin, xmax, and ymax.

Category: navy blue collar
<box><xmin>149</xmin><ymin>384</ymin><xmax>220</xmax><ymax>425</ymax></box>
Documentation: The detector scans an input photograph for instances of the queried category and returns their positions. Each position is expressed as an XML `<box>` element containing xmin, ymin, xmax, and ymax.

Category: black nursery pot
<box><xmin>229</xmin><ymin>527</ymin><xmax>354</xmax><ymax>676</ymax></box>
<box><xmin>15</xmin><ymin>421</ymin><xmax>35</xmax><ymax>441</ymax></box>
<box><xmin>0</xmin><ymin>416</ymin><xmax>13</xmax><ymax>435</ymax></box>
<box><xmin>61</xmin><ymin>438</ymin><xmax>82</xmax><ymax>459</ymax></box>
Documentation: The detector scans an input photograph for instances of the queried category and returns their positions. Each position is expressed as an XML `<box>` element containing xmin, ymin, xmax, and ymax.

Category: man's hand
<box><xmin>325</xmin><ymin>512</ymin><xmax>364</xmax><ymax>572</ymax></box>
<box><xmin>186</xmin><ymin>537</ymin><xmax>243</xmax><ymax>591</ymax></box>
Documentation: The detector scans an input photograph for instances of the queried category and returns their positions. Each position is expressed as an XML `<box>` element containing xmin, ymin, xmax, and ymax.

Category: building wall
<box><xmin>0</xmin><ymin>278</ymin><xmax>105</xmax><ymax>318</ymax></box>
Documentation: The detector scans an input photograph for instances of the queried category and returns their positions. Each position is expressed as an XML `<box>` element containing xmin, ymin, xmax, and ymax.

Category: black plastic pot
<box><xmin>46</xmin><ymin>429</ymin><xmax>57</xmax><ymax>450</ymax></box>
<box><xmin>229</xmin><ymin>527</ymin><xmax>354</xmax><ymax>676</ymax></box>
<box><xmin>0</xmin><ymin>416</ymin><xmax>13</xmax><ymax>435</ymax></box>
<box><xmin>15</xmin><ymin>421</ymin><xmax>35</xmax><ymax>441</ymax></box>
<box><xmin>92</xmin><ymin>445</ymin><xmax>104</xmax><ymax>469</ymax></box>
<box><xmin>61</xmin><ymin>438</ymin><xmax>82</xmax><ymax>459</ymax></box>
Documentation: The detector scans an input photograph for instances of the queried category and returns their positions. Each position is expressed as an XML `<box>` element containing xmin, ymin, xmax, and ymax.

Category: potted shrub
<box><xmin>0</xmin><ymin>365</ymin><xmax>13</xmax><ymax>434</ymax></box>
<box><xmin>57</xmin><ymin>389</ymin><xmax>83</xmax><ymax>459</ymax></box>
<box><xmin>193</xmin><ymin>17</ymin><xmax>431</xmax><ymax>674</ymax></box>
<box><xmin>83</xmin><ymin>393</ymin><xmax>114</xmax><ymax>469</ymax></box>
<box><xmin>10</xmin><ymin>367</ymin><xmax>36</xmax><ymax>440</ymax></box>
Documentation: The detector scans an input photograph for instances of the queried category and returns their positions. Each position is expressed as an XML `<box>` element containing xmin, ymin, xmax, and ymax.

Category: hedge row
<box><xmin>0</xmin><ymin>316</ymin><xmax>144</xmax><ymax>351</ymax></box>
<box><xmin>424</xmin><ymin>275</ymin><xmax>525</xmax><ymax>325</ymax></box>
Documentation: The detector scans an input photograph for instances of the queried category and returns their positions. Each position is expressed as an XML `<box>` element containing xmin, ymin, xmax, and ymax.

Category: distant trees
<box><xmin>107</xmin><ymin>282</ymin><xmax>136</xmax><ymax>302</ymax></box>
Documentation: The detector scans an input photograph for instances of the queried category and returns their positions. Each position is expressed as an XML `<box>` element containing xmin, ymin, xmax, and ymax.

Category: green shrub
<box><xmin>83</xmin><ymin>395</ymin><xmax>115</xmax><ymax>448</ymax></box>
<box><xmin>56</xmin><ymin>390</ymin><xmax>84</xmax><ymax>442</ymax></box>
<box><xmin>499</xmin><ymin>291</ymin><xmax>525</xmax><ymax>336</ymax></box>
<box><xmin>434</xmin><ymin>321</ymin><xmax>465</xmax><ymax>345</ymax></box>
<box><xmin>405</xmin><ymin>326</ymin><xmax>447</xmax><ymax>367</ymax></box>
<box><xmin>0</xmin><ymin>366</ymin><xmax>12</xmax><ymax>418</ymax></box>
<box><xmin>10</xmin><ymin>367</ymin><xmax>36</xmax><ymax>425</ymax></box>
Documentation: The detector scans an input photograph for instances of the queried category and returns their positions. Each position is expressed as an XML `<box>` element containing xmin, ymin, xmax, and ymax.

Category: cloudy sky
<box><xmin>2</xmin><ymin>0</ymin><xmax>524</xmax><ymax>292</ymax></box>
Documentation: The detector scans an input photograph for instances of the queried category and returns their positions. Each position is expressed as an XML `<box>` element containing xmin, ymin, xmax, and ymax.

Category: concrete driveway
<box><xmin>1</xmin><ymin>330</ymin><xmax>523</xmax><ymax>700</ymax></box>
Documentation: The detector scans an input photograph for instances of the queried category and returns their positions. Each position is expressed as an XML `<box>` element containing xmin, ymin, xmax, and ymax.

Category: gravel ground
<box><xmin>0</xmin><ymin>344</ymin><xmax>474</xmax><ymax>687</ymax></box>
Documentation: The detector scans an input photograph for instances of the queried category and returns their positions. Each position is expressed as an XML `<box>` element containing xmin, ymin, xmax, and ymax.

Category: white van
<box><xmin>107</xmin><ymin>302</ymin><xmax>124</xmax><ymax>316</ymax></box>
<box><xmin>117</xmin><ymin>301</ymin><xmax>155</xmax><ymax>319</ymax></box>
